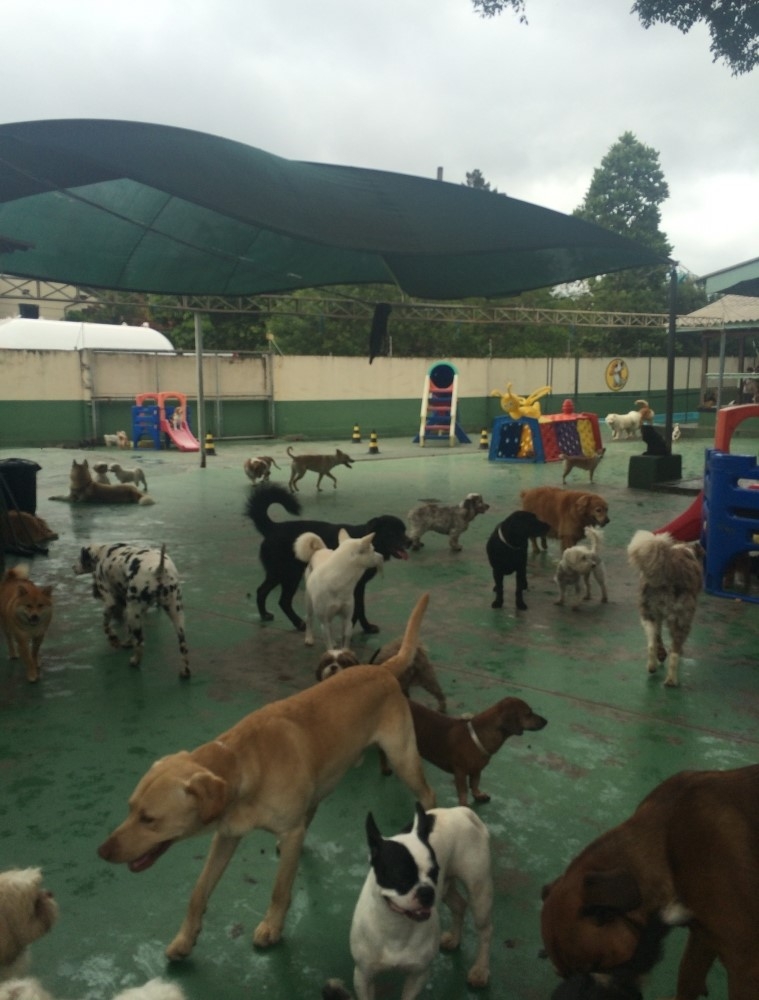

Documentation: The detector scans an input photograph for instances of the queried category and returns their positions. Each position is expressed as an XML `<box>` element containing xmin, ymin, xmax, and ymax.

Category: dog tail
<box><xmin>634</xmin><ymin>399</ymin><xmax>649</xmax><ymax>408</ymax></box>
<box><xmin>245</xmin><ymin>483</ymin><xmax>301</xmax><ymax>535</ymax></box>
<box><xmin>2</xmin><ymin>563</ymin><xmax>30</xmax><ymax>583</ymax></box>
<box><xmin>294</xmin><ymin>531</ymin><xmax>326</xmax><ymax>563</ymax></box>
<box><xmin>379</xmin><ymin>593</ymin><xmax>429</xmax><ymax>678</ymax></box>
<box><xmin>584</xmin><ymin>526</ymin><xmax>604</xmax><ymax>552</ymax></box>
<box><xmin>627</xmin><ymin>529</ymin><xmax>671</xmax><ymax>584</ymax></box>
<box><xmin>286</xmin><ymin>446</ymin><xmax>296</xmax><ymax>459</ymax></box>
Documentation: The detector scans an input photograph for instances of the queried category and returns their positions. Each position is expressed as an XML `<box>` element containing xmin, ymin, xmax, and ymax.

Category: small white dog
<box><xmin>0</xmin><ymin>869</ymin><xmax>58</xmax><ymax>980</ymax></box>
<box><xmin>243</xmin><ymin>455</ymin><xmax>281</xmax><ymax>486</ymax></box>
<box><xmin>294</xmin><ymin>530</ymin><xmax>383</xmax><ymax>648</ymax></box>
<box><xmin>325</xmin><ymin>804</ymin><xmax>492</xmax><ymax>1000</ymax></box>
<box><xmin>554</xmin><ymin>526</ymin><xmax>608</xmax><ymax>607</ymax></box>
<box><xmin>92</xmin><ymin>462</ymin><xmax>111</xmax><ymax>485</ymax></box>
<box><xmin>108</xmin><ymin>464</ymin><xmax>148</xmax><ymax>491</ymax></box>
<box><xmin>604</xmin><ymin>410</ymin><xmax>642</xmax><ymax>440</ymax></box>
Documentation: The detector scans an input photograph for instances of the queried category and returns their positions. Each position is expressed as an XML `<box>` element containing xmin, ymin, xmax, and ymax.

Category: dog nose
<box><xmin>97</xmin><ymin>840</ymin><xmax>114</xmax><ymax>861</ymax></box>
<box><xmin>416</xmin><ymin>885</ymin><xmax>435</xmax><ymax>908</ymax></box>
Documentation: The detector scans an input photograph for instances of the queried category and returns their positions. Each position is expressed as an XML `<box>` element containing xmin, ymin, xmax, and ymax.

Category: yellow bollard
<box><xmin>352</xmin><ymin>423</ymin><xmax>362</xmax><ymax>444</ymax></box>
<box><xmin>368</xmin><ymin>430</ymin><xmax>380</xmax><ymax>455</ymax></box>
<box><xmin>479</xmin><ymin>427</ymin><xmax>489</xmax><ymax>450</ymax></box>
<box><xmin>205</xmin><ymin>432</ymin><xmax>216</xmax><ymax>456</ymax></box>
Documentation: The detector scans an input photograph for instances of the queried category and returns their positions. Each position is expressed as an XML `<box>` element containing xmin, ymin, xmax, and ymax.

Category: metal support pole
<box><xmin>194</xmin><ymin>312</ymin><xmax>206</xmax><ymax>469</ymax></box>
<box><xmin>665</xmin><ymin>265</ymin><xmax>677</xmax><ymax>451</ymax></box>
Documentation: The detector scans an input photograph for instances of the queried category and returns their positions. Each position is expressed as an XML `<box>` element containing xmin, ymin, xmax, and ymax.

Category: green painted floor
<box><xmin>1</xmin><ymin>433</ymin><xmax>757</xmax><ymax>1000</ymax></box>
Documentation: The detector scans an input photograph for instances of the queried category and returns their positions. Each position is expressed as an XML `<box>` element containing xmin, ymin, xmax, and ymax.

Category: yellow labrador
<box><xmin>98</xmin><ymin>594</ymin><xmax>435</xmax><ymax>957</ymax></box>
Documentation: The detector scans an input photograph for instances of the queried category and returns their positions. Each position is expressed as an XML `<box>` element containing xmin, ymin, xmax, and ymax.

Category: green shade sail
<box><xmin>0</xmin><ymin>119</ymin><xmax>669</xmax><ymax>300</ymax></box>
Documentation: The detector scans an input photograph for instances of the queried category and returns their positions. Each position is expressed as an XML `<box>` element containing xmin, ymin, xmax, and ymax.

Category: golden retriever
<box><xmin>520</xmin><ymin>486</ymin><xmax>610</xmax><ymax>552</ymax></box>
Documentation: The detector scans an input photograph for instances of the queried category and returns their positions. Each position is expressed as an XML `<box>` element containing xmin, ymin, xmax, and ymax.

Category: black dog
<box><xmin>486</xmin><ymin>510</ymin><xmax>550</xmax><ymax>610</ymax></box>
<box><xmin>247</xmin><ymin>484</ymin><xmax>410</xmax><ymax>632</ymax></box>
<box><xmin>641</xmin><ymin>424</ymin><xmax>668</xmax><ymax>456</ymax></box>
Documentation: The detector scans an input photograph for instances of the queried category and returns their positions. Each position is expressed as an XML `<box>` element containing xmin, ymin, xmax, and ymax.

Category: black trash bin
<box><xmin>0</xmin><ymin>458</ymin><xmax>42</xmax><ymax>515</ymax></box>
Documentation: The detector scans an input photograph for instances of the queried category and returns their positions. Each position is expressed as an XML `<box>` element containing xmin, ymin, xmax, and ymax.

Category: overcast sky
<box><xmin>2</xmin><ymin>0</ymin><xmax>757</xmax><ymax>279</ymax></box>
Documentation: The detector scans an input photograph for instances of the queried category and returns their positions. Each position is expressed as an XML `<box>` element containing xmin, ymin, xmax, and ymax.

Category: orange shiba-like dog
<box><xmin>0</xmin><ymin>565</ymin><xmax>54</xmax><ymax>682</ymax></box>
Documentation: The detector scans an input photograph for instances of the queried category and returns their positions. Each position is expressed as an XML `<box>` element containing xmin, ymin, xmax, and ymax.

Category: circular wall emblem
<box><xmin>605</xmin><ymin>358</ymin><xmax>629</xmax><ymax>391</ymax></box>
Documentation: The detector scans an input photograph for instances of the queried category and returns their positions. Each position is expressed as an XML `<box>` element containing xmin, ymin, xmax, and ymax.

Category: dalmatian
<box><xmin>73</xmin><ymin>543</ymin><xmax>190</xmax><ymax>678</ymax></box>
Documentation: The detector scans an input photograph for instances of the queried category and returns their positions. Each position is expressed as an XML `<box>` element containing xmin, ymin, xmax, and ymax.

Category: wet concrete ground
<box><xmin>1</xmin><ymin>431</ymin><xmax>757</xmax><ymax>1000</ymax></box>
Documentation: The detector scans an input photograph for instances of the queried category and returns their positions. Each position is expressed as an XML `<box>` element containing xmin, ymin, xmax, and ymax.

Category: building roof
<box><xmin>0</xmin><ymin>317</ymin><xmax>174</xmax><ymax>351</ymax></box>
<box><xmin>678</xmin><ymin>294</ymin><xmax>759</xmax><ymax>332</ymax></box>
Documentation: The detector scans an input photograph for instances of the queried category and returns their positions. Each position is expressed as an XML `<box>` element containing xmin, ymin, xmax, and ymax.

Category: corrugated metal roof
<box><xmin>680</xmin><ymin>294</ymin><xmax>759</xmax><ymax>329</ymax></box>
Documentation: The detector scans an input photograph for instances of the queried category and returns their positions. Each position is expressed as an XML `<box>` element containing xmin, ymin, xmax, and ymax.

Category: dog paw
<box><xmin>253</xmin><ymin>920</ymin><xmax>282</xmax><ymax>948</ymax></box>
<box><xmin>663</xmin><ymin>676</ymin><xmax>679</xmax><ymax>688</ymax></box>
<box><xmin>260</xmin><ymin>612</ymin><xmax>274</xmax><ymax>622</ymax></box>
<box><xmin>361</xmin><ymin>623</ymin><xmax>380</xmax><ymax>634</ymax></box>
<box><xmin>473</xmin><ymin>791</ymin><xmax>491</xmax><ymax>804</ymax></box>
<box><xmin>516</xmin><ymin>600</ymin><xmax>528</xmax><ymax>611</ymax></box>
<box><xmin>440</xmin><ymin>930</ymin><xmax>461</xmax><ymax>952</ymax></box>
<box><xmin>165</xmin><ymin>933</ymin><xmax>195</xmax><ymax>961</ymax></box>
<box><xmin>466</xmin><ymin>966</ymin><xmax>490</xmax><ymax>989</ymax></box>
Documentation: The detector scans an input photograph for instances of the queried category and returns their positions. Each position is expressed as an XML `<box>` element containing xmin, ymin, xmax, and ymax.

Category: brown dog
<box><xmin>541</xmin><ymin>764</ymin><xmax>759</xmax><ymax>999</ymax></box>
<box><xmin>316</xmin><ymin>637</ymin><xmax>447</xmax><ymax>712</ymax></box>
<box><xmin>560</xmin><ymin>448</ymin><xmax>606</xmax><ymax>485</ymax></box>
<box><xmin>50</xmin><ymin>459</ymin><xmax>155</xmax><ymax>505</ymax></box>
<box><xmin>0</xmin><ymin>565</ymin><xmax>53</xmax><ymax>682</ymax></box>
<box><xmin>98</xmin><ymin>594</ymin><xmax>435</xmax><ymax>957</ymax></box>
<box><xmin>287</xmin><ymin>446</ymin><xmax>354</xmax><ymax>492</ymax></box>
<box><xmin>520</xmin><ymin>486</ymin><xmax>610</xmax><ymax>552</ymax></box>
<box><xmin>243</xmin><ymin>455</ymin><xmax>281</xmax><ymax>486</ymax></box>
<box><xmin>382</xmin><ymin>697</ymin><xmax>548</xmax><ymax>806</ymax></box>
<box><xmin>0</xmin><ymin>511</ymin><xmax>58</xmax><ymax>549</ymax></box>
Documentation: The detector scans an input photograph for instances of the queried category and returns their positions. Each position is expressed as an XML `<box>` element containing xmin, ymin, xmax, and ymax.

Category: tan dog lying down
<box><xmin>98</xmin><ymin>594</ymin><xmax>435</xmax><ymax>956</ymax></box>
<box><xmin>541</xmin><ymin>764</ymin><xmax>759</xmax><ymax>999</ymax></box>
<box><xmin>520</xmin><ymin>486</ymin><xmax>609</xmax><ymax>552</ymax></box>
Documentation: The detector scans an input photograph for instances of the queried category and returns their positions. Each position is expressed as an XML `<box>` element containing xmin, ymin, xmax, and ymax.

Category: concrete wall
<box><xmin>0</xmin><ymin>349</ymin><xmax>724</xmax><ymax>447</ymax></box>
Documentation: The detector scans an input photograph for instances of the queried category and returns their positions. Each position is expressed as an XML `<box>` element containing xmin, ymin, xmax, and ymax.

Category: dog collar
<box><xmin>497</xmin><ymin>526</ymin><xmax>518</xmax><ymax>548</ymax></box>
<box><xmin>466</xmin><ymin>719</ymin><xmax>490</xmax><ymax>758</ymax></box>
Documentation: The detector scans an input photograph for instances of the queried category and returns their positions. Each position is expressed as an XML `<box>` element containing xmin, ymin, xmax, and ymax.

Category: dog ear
<box><xmin>580</xmin><ymin>869</ymin><xmax>642</xmax><ymax>921</ymax></box>
<box><xmin>413</xmin><ymin>802</ymin><xmax>435</xmax><ymax>844</ymax></box>
<box><xmin>365</xmin><ymin>811</ymin><xmax>383</xmax><ymax>858</ymax></box>
<box><xmin>184</xmin><ymin>771</ymin><xmax>228</xmax><ymax>824</ymax></box>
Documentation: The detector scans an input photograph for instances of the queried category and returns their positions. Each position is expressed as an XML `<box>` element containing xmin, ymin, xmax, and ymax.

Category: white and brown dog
<box><xmin>407</xmin><ymin>493</ymin><xmax>490</xmax><ymax>552</ymax></box>
<box><xmin>0</xmin><ymin>869</ymin><xmax>58</xmax><ymax>980</ymax></box>
<box><xmin>92</xmin><ymin>462</ymin><xmax>111</xmax><ymax>484</ymax></box>
<box><xmin>294</xmin><ymin>530</ymin><xmax>383</xmax><ymax>648</ymax></box>
<box><xmin>73</xmin><ymin>543</ymin><xmax>189</xmax><ymax>678</ymax></box>
<box><xmin>316</xmin><ymin>637</ymin><xmax>447</xmax><ymax>712</ymax></box>
<box><xmin>326</xmin><ymin>804</ymin><xmax>492</xmax><ymax>1000</ymax></box>
<box><xmin>243</xmin><ymin>456</ymin><xmax>281</xmax><ymax>486</ymax></box>
<box><xmin>108</xmin><ymin>463</ymin><xmax>148</xmax><ymax>491</ymax></box>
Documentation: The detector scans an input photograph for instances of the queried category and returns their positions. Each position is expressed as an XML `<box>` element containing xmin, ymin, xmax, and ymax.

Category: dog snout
<box><xmin>415</xmin><ymin>884</ymin><xmax>435</xmax><ymax>909</ymax></box>
<box><xmin>97</xmin><ymin>837</ymin><xmax>118</xmax><ymax>862</ymax></box>
<box><xmin>527</xmin><ymin>712</ymin><xmax>548</xmax><ymax>731</ymax></box>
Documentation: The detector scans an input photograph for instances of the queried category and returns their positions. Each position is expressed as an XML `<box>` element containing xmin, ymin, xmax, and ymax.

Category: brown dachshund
<box><xmin>383</xmin><ymin>696</ymin><xmax>547</xmax><ymax>806</ymax></box>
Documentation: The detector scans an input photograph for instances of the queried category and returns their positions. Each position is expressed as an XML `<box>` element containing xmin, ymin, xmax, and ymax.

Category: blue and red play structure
<box><xmin>132</xmin><ymin>391</ymin><xmax>200</xmax><ymax>452</ymax></box>
<box><xmin>489</xmin><ymin>399</ymin><xmax>603</xmax><ymax>463</ymax></box>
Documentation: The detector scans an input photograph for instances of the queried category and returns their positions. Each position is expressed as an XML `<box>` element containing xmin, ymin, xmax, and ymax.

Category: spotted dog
<box><xmin>73</xmin><ymin>543</ymin><xmax>189</xmax><ymax>678</ymax></box>
<box><xmin>407</xmin><ymin>493</ymin><xmax>490</xmax><ymax>552</ymax></box>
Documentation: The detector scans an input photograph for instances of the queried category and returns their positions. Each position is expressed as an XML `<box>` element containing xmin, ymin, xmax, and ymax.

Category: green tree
<box><xmin>471</xmin><ymin>0</ymin><xmax>759</xmax><ymax>74</ymax></box>
<box><xmin>464</xmin><ymin>169</ymin><xmax>500</xmax><ymax>194</ymax></box>
<box><xmin>572</xmin><ymin>132</ymin><xmax>673</xmax><ymax>351</ymax></box>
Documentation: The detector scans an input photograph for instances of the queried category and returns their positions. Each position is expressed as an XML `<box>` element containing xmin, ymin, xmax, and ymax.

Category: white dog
<box><xmin>91</xmin><ymin>462</ymin><xmax>111</xmax><ymax>484</ymax></box>
<box><xmin>243</xmin><ymin>456</ymin><xmax>281</xmax><ymax>486</ymax></box>
<box><xmin>554</xmin><ymin>526</ymin><xmax>608</xmax><ymax>607</ymax></box>
<box><xmin>108</xmin><ymin>463</ymin><xmax>148</xmax><ymax>491</ymax></box>
<box><xmin>0</xmin><ymin>869</ymin><xmax>58</xmax><ymax>981</ymax></box>
<box><xmin>72</xmin><ymin>543</ymin><xmax>189</xmax><ymax>678</ymax></box>
<box><xmin>0</xmin><ymin>978</ymin><xmax>186</xmax><ymax>1000</ymax></box>
<box><xmin>325</xmin><ymin>804</ymin><xmax>492</xmax><ymax>1000</ymax></box>
<box><xmin>604</xmin><ymin>410</ymin><xmax>642</xmax><ymax>440</ymax></box>
<box><xmin>294</xmin><ymin>530</ymin><xmax>383</xmax><ymax>648</ymax></box>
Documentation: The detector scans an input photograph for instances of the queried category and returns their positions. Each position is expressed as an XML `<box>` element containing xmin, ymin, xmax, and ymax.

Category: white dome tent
<box><xmin>0</xmin><ymin>317</ymin><xmax>174</xmax><ymax>352</ymax></box>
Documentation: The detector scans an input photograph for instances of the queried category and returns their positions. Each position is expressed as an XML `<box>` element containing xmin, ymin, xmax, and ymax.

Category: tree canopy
<box><xmin>471</xmin><ymin>0</ymin><xmax>759</xmax><ymax>74</ymax></box>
